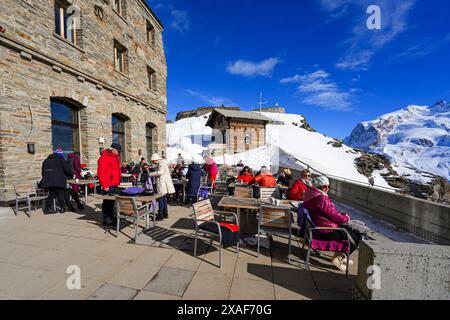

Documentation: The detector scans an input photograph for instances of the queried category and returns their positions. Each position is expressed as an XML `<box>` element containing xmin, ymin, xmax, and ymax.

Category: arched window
<box><xmin>51</xmin><ymin>98</ymin><xmax>80</xmax><ymax>158</ymax></box>
<box><xmin>146</xmin><ymin>123</ymin><xmax>157</xmax><ymax>158</ymax></box>
<box><xmin>112</xmin><ymin>114</ymin><xmax>126</xmax><ymax>156</ymax></box>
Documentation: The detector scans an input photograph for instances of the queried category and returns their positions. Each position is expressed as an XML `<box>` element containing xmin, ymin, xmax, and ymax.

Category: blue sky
<box><xmin>146</xmin><ymin>0</ymin><xmax>450</xmax><ymax>138</ymax></box>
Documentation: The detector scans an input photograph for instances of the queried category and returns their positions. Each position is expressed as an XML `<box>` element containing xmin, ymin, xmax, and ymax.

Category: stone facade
<box><xmin>0</xmin><ymin>0</ymin><xmax>167</xmax><ymax>203</ymax></box>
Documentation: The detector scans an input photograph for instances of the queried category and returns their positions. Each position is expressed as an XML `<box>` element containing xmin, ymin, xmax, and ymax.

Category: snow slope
<box><xmin>345</xmin><ymin>101</ymin><xmax>450</xmax><ymax>182</ymax></box>
<box><xmin>166</xmin><ymin>111</ymin><xmax>392</xmax><ymax>188</ymax></box>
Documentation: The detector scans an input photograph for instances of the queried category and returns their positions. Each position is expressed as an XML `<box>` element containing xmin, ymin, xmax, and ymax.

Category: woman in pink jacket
<box><xmin>203</xmin><ymin>155</ymin><xmax>218</xmax><ymax>190</ymax></box>
<box><xmin>303</xmin><ymin>175</ymin><xmax>361</xmax><ymax>271</ymax></box>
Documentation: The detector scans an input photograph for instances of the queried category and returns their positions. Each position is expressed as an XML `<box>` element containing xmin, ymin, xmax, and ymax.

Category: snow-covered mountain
<box><xmin>345</xmin><ymin>101</ymin><xmax>450</xmax><ymax>182</ymax></box>
<box><xmin>166</xmin><ymin>111</ymin><xmax>393</xmax><ymax>189</ymax></box>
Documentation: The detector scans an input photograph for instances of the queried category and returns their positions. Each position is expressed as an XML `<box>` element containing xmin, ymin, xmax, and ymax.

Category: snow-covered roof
<box><xmin>205</xmin><ymin>108</ymin><xmax>271</xmax><ymax>127</ymax></box>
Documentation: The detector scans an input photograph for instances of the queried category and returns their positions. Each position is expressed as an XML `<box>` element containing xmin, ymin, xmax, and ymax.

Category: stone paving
<box><xmin>0</xmin><ymin>200</ymin><xmax>358</xmax><ymax>300</ymax></box>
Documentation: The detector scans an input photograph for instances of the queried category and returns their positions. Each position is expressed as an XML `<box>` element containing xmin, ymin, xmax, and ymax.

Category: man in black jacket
<box><xmin>40</xmin><ymin>148</ymin><xmax>73</xmax><ymax>213</ymax></box>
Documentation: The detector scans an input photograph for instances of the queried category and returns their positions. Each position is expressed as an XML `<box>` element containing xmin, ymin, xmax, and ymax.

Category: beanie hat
<box><xmin>312</xmin><ymin>175</ymin><xmax>330</xmax><ymax>188</ymax></box>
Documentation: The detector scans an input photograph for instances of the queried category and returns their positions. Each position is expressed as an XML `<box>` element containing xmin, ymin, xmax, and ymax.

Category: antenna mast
<box><xmin>257</xmin><ymin>92</ymin><xmax>268</xmax><ymax>113</ymax></box>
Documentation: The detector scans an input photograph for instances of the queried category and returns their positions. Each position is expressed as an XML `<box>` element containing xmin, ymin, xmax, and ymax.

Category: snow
<box><xmin>346</xmin><ymin>101</ymin><xmax>450</xmax><ymax>182</ymax></box>
<box><xmin>166</xmin><ymin>111</ymin><xmax>393</xmax><ymax>188</ymax></box>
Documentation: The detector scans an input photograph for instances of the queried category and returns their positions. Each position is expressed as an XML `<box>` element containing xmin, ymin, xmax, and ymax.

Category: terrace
<box><xmin>0</xmin><ymin>193</ymin><xmax>428</xmax><ymax>300</ymax></box>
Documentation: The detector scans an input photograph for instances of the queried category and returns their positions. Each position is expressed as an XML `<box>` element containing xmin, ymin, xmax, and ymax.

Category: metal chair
<box><xmin>192</xmin><ymin>199</ymin><xmax>239</xmax><ymax>268</ymax></box>
<box><xmin>302</xmin><ymin>207</ymin><xmax>352</xmax><ymax>277</ymax></box>
<box><xmin>259</xmin><ymin>187</ymin><xmax>280</xmax><ymax>200</ymax></box>
<box><xmin>114</xmin><ymin>196</ymin><xmax>156</xmax><ymax>242</ymax></box>
<box><xmin>14</xmin><ymin>181</ymin><xmax>48</xmax><ymax>216</ymax></box>
<box><xmin>257</xmin><ymin>204</ymin><xmax>292</xmax><ymax>262</ymax></box>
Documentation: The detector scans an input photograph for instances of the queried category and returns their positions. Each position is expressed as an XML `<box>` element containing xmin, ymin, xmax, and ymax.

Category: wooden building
<box><xmin>205</xmin><ymin>109</ymin><xmax>271</xmax><ymax>155</ymax></box>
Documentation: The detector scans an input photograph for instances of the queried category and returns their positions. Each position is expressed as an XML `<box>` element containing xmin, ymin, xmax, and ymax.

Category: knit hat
<box><xmin>312</xmin><ymin>175</ymin><xmax>330</xmax><ymax>188</ymax></box>
<box><xmin>54</xmin><ymin>147</ymin><xmax>63</xmax><ymax>155</ymax></box>
<box><xmin>110</xmin><ymin>143</ymin><xmax>122</xmax><ymax>152</ymax></box>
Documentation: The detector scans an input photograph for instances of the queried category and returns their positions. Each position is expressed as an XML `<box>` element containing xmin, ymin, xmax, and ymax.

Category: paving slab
<box><xmin>38</xmin><ymin>278</ymin><xmax>103</xmax><ymax>300</ymax></box>
<box><xmin>228</xmin><ymin>277</ymin><xmax>275</xmax><ymax>300</ymax></box>
<box><xmin>134</xmin><ymin>290</ymin><xmax>181</xmax><ymax>300</ymax></box>
<box><xmin>143</xmin><ymin>266</ymin><xmax>195</xmax><ymax>297</ymax></box>
<box><xmin>87</xmin><ymin>283</ymin><xmax>138</xmax><ymax>300</ymax></box>
<box><xmin>182</xmin><ymin>272</ymin><xmax>232</xmax><ymax>300</ymax></box>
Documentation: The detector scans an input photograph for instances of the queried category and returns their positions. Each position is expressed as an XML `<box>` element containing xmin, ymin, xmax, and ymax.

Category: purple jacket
<box><xmin>68</xmin><ymin>153</ymin><xmax>82</xmax><ymax>193</ymax></box>
<box><xmin>303</xmin><ymin>187</ymin><xmax>349</xmax><ymax>234</ymax></box>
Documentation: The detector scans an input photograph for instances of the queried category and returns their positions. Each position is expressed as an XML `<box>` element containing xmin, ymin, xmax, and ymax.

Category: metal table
<box><xmin>67</xmin><ymin>179</ymin><xmax>99</xmax><ymax>204</ymax></box>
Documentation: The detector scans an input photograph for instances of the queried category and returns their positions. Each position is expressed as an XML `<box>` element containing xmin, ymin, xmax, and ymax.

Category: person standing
<box><xmin>149</xmin><ymin>153</ymin><xmax>175</xmax><ymax>220</ymax></box>
<box><xmin>41</xmin><ymin>147</ymin><xmax>73</xmax><ymax>214</ymax></box>
<box><xmin>203</xmin><ymin>154</ymin><xmax>218</xmax><ymax>190</ymax></box>
<box><xmin>67</xmin><ymin>152</ymin><xmax>85</xmax><ymax>210</ymax></box>
<box><xmin>97</xmin><ymin>143</ymin><xmax>122</xmax><ymax>226</ymax></box>
<box><xmin>186</xmin><ymin>161</ymin><xmax>202</xmax><ymax>204</ymax></box>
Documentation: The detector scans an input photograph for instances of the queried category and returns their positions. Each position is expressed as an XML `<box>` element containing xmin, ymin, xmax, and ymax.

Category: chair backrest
<box><xmin>259</xmin><ymin>187</ymin><xmax>279</xmax><ymax>200</ymax></box>
<box><xmin>234</xmin><ymin>186</ymin><xmax>253</xmax><ymax>199</ymax></box>
<box><xmin>303</xmin><ymin>208</ymin><xmax>316</xmax><ymax>231</ymax></box>
<box><xmin>192</xmin><ymin>199</ymin><xmax>215</xmax><ymax>224</ymax></box>
<box><xmin>14</xmin><ymin>182</ymin><xmax>36</xmax><ymax>196</ymax></box>
<box><xmin>115</xmin><ymin>196</ymin><xmax>138</xmax><ymax>216</ymax></box>
<box><xmin>259</xmin><ymin>205</ymin><xmax>290</xmax><ymax>229</ymax></box>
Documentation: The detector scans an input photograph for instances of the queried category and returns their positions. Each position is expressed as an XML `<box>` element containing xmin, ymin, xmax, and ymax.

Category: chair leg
<box><xmin>27</xmin><ymin>196</ymin><xmax>31</xmax><ymax>217</ymax></box>
<box><xmin>219</xmin><ymin>240</ymin><xmax>222</xmax><ymax>269</ymax></box>
<box><xmin>193</xmin><ymin>230</ymin><xmax>198</xmax><ymax>257</ymax></box>
<box><xmin>15</xmin><ymin>198</ymin><xmax>18</xmax><ymax>216</ymax></box>
<box><xmin>288</xmin><ymin>233</ymin><xmax>292</xmax><ymax>263</ymax></box>
<box><xmin>257</xmin><ymin>232</ymin><xmax>260</xmax><ymax>257</ymax></box>
<box><xmin>346</xmin><ymin>254</ymin><xmax>350</xmax><ymax>278</ymax></box>
<box><xmin>305</xmin><ymin>247</ymin><xmax>311</xmax><ymax>270</ymax></box>
<box><xmin>116</xmin><ymin>215</ymin><xmax>120</xmax><ymax>238</ymax></box>
<box><xmin>135</xmin><ymin>216</ymin><xmax>139</xmax><ymax>242</ymax></box>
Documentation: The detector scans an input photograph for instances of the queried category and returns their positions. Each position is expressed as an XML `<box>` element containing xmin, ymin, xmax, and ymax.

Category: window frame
<box><xmin>147</xmin><ymin>66</ymin><xmax>156</xmax><ymax>91</ymax></box>
<box><xmin>50</xmin><ymin>99</ymin><xmax>81</xmax><ymax>158</ymax></box>
<box><xmin>146</xmin><ymin>20</ymin><xmax>156</xmax><ymax>45</ymax></box>
<box><xmin>114</xmin><ymin>41</ymin><xmax>127</xmax><ymax>74</ymax></box>
<box><xmin>54</xmin><ymin>0</ymin><xmax>78</xmax><ymax>46</ymax></box>
<box><xmin>146</xmin><ymin>123</ymin><xmax>157</xmax><ymax>158</ymax></box>
<box><xmin>112</xmin><ymin>114</ymin><xmax>127</xmax><ymax>160</ymax></box>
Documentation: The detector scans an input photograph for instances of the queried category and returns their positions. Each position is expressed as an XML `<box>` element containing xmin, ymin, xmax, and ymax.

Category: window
<box><xmin>51</xmin><ymin>99</ymin><xmax>80</xmax><ymax>158</ymax></box>
<box><xmin>54</xmin><ymin>0</ymin><xmax>80</xmax><ymax>45</ymax></box>
<box><xmin>147</xmin><ymin>66</ymin><xmax>156</xmax><ymax>91</ymax></box>
<box><xmin>114</xmin><ymin>41</ymin><xmax>127</xmax><ymax>73</ymax></box>
<box><xmin>146</xmin><ymin>20</ymin><xmax>156</xmax><ymax>45</ymax></box>
<box><xmin>245</xmin><ymin>135</ymin><xmax>251</xmax><ymax>145</ymax></box>
<box><xmin>113</xmin><ymin>0</ymin><xmax>126</xmax><ymax>17</ymax></box>
<box><xmin>146</xmin><ymin>123</ymin><xmax>157</xmax><ymax>158</ymax></box>
<box><xmin>112</xmin><ymin>114</ymin><xmax>126</xmax><ymax>158</ymax></box>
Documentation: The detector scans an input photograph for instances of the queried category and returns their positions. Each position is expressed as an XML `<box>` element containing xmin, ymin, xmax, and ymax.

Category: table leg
<box><xmin>85</xmin><ymin>185</ymin><xmax>88</xmax><ymax>204</ymax></box>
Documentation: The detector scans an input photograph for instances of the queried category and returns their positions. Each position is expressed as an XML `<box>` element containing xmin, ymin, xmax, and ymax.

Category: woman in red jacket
<box><xmin>289</xmin><ymin>169</ymin><xmax>312</xmax><ymax>200</ymax></box>
<box><xmin>237</xmin><ymin>166</ymin><xmax>254</xmax><ymax>184</ymax></box>
<box><xmin>97</xmin><ymin>143</ymin><xmax>122</xmax><ymax>226</ymax></box>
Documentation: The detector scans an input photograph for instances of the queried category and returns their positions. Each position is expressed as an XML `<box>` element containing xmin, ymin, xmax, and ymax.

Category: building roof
<box><xmin>140</xmin><ymin>0</ymin><xmax>164</xmax><ymax>29</ymax></box>
<box><xmin>205</xmin><ymin>108</ymin><xmax>271</xmax><ymax>127</ymax></box>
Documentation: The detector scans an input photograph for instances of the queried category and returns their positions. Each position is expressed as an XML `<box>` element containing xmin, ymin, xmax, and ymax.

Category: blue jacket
<box><xmin>186</xmin><ymin>164</ymin><xmax>202</xmax><ymax>197</ymax></box>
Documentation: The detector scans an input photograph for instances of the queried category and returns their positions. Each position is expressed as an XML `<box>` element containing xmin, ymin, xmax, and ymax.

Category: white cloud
<box><xmin>280</xmin><ymin>70</ymin><xmax>353</xmax><ymax>111</ymax></box>
<box><xmin>393</xmin><ymin>34</ymin><xmax>450</xmax><ymax>61</ymax></box>
<box><xmin>186</xmin><ymin>89</ymin><xmax>236</xmax><ymax>106</ymax></box>
<box><xmin>226</xmin><ymin>58</ymin><xmax>281</xmax><ymax>77</ymax></box>
<box><xmin>171</xmin><ymin>9</ymin><xmax>190</xmax><ymax>32</ymax></box>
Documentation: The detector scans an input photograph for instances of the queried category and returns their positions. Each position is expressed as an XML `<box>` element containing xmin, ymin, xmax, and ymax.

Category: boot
<box><xmin>59</xmin><ymin>207</ymin><xmax>66</xmax><ymax>214</ymax></box>
<box><xmin>331</xmin><ymin>253</ymin><xmax>347</xmax><ymax>271</ymax></box>
<box><xmin>69</xmin><ymin>204</ymin><xmax>77</xmax><ymax>212</ymax></box>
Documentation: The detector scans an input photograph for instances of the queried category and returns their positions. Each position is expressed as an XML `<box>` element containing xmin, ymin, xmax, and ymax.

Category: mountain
<box><xmin>166</xmin><ymin>110</ymin><xmax>394</xmax><ymax>189</ymax></box>
<box><xmin>345</xmin><ymin>101</ymin><xmax>450</xmax><ymax>182</ymax></box>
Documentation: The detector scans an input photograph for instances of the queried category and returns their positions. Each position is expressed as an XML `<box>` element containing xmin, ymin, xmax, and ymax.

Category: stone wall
<box><xmin>328</xmin><ymin>177</ymin><xmax>450</xmax><ymax>245</ymax></box>
<box><xmin>0</xmin><ymin>0</ymin><xmax>167</xmax><ymax>203</ymax></box>
<box><xmin>354</xmin><ymin>240</ymin><xmax>450</xmax><ymax>300</ymax></box>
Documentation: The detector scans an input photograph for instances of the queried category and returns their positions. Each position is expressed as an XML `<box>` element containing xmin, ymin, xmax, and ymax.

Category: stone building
<box><xmin>205</xmin><ymin>109</ymin><xmax>271</xmax><ymax>155</ymax></box>
<box><xmin>0</xmin><ymin>0</ymin><xmax>167</xmax><ymax>203</ymax></box>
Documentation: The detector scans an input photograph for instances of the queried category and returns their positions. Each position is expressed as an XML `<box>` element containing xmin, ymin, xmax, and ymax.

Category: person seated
<box><xmin>140</xmin><ymin>163</ymin><xmax>154</xmax><ymax>191</ymax></box>
<box><xmin>252</xmin><ymin>168</ymin><xmax>277</xmax><ymax>187</ymax></box>
<box><xmin>289</xmin><ymin>169</ymin><xmax>312</xmax><ymax>200</ymax></box>
<box><xmin>237</xmin><ymin>166</ymin><xmax>254</xmax><ymax>184</ymax></box>
<box><xmin>121</xmin><ymin>162</ymin><xmax>130</xmax><ymax>174</ymax></box>
<box><xmin>277</xmin><ymin>168</ymin><xmax>292</xmax><ymax>187</ymax></box>
<box><xmin>303</xmin><ymin>175</ymin><xmax>361</xmax><ymax>271</ymax></box>
<box><xmin>254</xmin><ymin>165</ymin><xmax>267</xmax><ymax>177</ymax></box>
<box><xmin>171</xmin><ymin>165</ymin><xmax>184</xmax><ymax>201</ymax></box>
